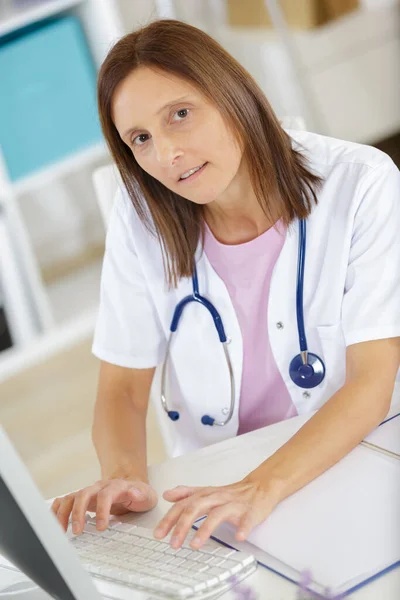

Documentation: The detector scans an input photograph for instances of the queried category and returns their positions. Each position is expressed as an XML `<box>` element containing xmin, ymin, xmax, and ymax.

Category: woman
<box><xmin>52</xmin><ymin>19</ymin><xmax>400</xmax><ymax>551</ymax></box>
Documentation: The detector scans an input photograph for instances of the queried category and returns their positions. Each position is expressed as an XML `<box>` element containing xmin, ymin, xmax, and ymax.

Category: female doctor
<box><xmin>52</xmin><ymin>19</ymin><xmax>400</xmax><ymax>550</ymax></box>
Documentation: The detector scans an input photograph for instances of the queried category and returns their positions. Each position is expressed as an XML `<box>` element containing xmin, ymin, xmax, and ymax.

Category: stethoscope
<box><xmin>161</xmin><ymin>219</ymin><xmax>325</xmax><ymax>426</ymax></box>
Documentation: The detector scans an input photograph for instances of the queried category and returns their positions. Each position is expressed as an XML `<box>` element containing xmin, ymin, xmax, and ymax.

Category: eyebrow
<box><xmin>122</xmin><ymin>95</ymin><xmax>192</xmax><ymax>139</ymax></box>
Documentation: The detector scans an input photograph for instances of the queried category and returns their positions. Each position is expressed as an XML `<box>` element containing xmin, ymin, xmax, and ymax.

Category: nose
<box><xmin>154</xmin><ymin>134</ymin><xmax>183</xmax><ymax>168</ymax></box>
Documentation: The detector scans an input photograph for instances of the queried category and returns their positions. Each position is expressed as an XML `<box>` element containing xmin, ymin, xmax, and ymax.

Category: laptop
<box><xmin>0</xmin><ymin>427</ymin><xmax>257</xmax><ymax>600</ymax></box>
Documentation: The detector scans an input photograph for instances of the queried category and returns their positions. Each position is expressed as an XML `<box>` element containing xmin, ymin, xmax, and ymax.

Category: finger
<box><xmin>167</xmin><ymin>493</ymin><xmax>231</xmax><ymax>548</ymax></box>
<box><xmin>116</xmin><ymin>483</ymin><xmax>158</xmax><ymax>513</ymax></box>
<box><xmin>70</xmin><ymin>482</ymin><xmax>105</xmax><ymax>534</ymax></box>
<box><xmin>154</xmin><ymin>501</ymin><xmax>187</xmax><ymax>540</ymax></box>
<box><xmin>94</xmin><ymin>483</ymin><xmax>122</xmax><ymax>530</ymax></box>
<box><xmin>154</xmin><ymin>489</ymin><xmax>230</xmax><ymax>541</ymax></box>
<box><xmin>96</xmin><ymin>483</ymin><xmax>154</xmax><ymax>527</ymax></box>
<box><xmin>190</xmin><ymin>504</ymin><xmax>243</xmax><ymax>549</ymax></box>
<box><xmin>51</xmin><ymin>497</ymin><xmax>61</xmax><ymax>517</ymax></box>
<box><xmin>123</xmin><ymin>480</ymin><xmax>158</xmax><ymax>510</ymax></box>
<box><xmin>162</xmin><ymin>486</ymin><xmax>198</xmax><ymax>502</ymax></box>
<box><xmin>56</xmin><ymin>495</ymin><xmax>76</xmax><ymax>532</ymax></box>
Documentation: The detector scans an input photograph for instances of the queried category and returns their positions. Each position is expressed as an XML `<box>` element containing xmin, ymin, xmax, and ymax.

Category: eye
<box><xmin>173</xmin><ymin>108</ymin><xmax>190</xmax><ymax>121</ymax></box>
<box><xmin>132</xmin><ymin>133</ymin><xmax>149</xmax><ymax>147</ymax></box>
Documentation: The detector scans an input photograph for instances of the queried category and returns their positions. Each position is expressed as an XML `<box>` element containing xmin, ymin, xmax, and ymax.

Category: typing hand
<box><xmin>153</xmin><ymin>477</ymin><xmax>280</xmax><ymax>550</ymax></box>
<box><xmin>51</xmin><ymin>479</ymin><xmax>158</xmax><ymax>535</ymax></box>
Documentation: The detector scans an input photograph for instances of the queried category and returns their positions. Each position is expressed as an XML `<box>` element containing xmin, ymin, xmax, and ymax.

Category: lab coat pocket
<box><xmin>315</xmin><ymin>323</ymin><xmax>346</xmax><ymax>405</ymax></box>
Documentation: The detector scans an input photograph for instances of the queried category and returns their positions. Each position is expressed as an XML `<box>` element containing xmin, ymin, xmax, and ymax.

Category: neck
<box><xmin>203</xmin><ymin>163</ymin><xmax>276</xmax><ymax>245</ymax></box>
<box><xmin>204</xmin><ymin>201</ymin><xmax>271</xmax><ymax>245</ymax></box>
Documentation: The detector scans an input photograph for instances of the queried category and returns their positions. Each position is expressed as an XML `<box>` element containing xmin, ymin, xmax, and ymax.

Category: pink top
<box><xmin>204</xmin><ymin>221</ymin><xmax>298</xmax><ymax>435</ymax></box>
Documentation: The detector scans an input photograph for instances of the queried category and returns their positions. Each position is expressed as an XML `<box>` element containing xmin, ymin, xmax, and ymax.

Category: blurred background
<box><xmin>0</xmin><ymin>0</ymin><xmax>399</xmax><ymax>499</ymax></box>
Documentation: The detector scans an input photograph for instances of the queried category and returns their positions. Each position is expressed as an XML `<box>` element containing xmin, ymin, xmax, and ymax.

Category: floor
<box><xmin>0</xmin><ymin>338</ymin><xmax>167</xmax><ymax>499</ymax></box>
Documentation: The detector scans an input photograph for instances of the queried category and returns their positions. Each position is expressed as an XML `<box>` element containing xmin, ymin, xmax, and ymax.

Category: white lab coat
<box><xmin>92</xmin><ymin>130</ymin><xmax>400</xmax><ymax>456</ymax></box>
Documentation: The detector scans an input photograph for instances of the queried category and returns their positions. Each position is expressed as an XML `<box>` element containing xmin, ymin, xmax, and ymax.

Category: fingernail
<box><xmin>171</xmin><ymin>536</ymin><xmax>180</xmax><ymax>548</ymax></box>
<box><xmin>96</xmin><ymin>519</ymin><xmax>106</xmax><ymax>530</ymax></box>
<box><xmin>72</xmin><ymin>522</ymin><xmax>79</xmax><ymax>534</ymax></box>
<box><xmin>154</xmin><ymin>527</ymin><xmax>164</xmax><ymax>538</ymax></box>
<box><xmin>191</xmin><ymin>537</ymin><xmax>201</xmax><ymax>548</ymax></box>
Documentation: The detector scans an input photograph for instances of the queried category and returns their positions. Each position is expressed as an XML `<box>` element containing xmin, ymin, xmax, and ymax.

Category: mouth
<box><xmin>178</xmin><ymin>162</ymin><xmax>208</xmax><ymax>183</ymax></box>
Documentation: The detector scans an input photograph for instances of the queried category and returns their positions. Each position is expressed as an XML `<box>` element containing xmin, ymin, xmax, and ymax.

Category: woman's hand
<box><xmin>51</xmin><ymin>479</ymin><xmax>158</xmax><ymax>535</ymax></box>
<box><xmin>153</xmin><ymin>476</ymin><xmax>282</xmax><ymax>549</ymax></box>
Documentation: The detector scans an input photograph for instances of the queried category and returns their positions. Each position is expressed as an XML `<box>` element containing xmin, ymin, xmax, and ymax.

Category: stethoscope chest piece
<box><xmin>289</xmin><ymin>352</ymin><xmax>325</xmax><ymax>389</ymax></box>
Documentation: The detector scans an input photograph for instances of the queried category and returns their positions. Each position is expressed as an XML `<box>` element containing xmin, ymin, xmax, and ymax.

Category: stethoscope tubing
<box><xmin>160</xmin><ymin>218</ymin><xmax>325</xmax><ymax>425</ymax></box>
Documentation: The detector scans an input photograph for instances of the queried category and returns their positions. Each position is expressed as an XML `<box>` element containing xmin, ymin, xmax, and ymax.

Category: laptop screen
<box><xmin>0</xmin><ymin>427</ymin><xmax>101</xmax><ymax>600</ymax></box>
<box><xmin>0</xmin><ymin>475</ymin><xmax>75</xmax><ymax>599</ymax></box>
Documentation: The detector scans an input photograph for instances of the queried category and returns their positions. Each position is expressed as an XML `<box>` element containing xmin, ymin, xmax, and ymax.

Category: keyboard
<box><xmin>70</xmin><ymin>519</ymin><xmax>257</xmax><ymax>599</ymax></box>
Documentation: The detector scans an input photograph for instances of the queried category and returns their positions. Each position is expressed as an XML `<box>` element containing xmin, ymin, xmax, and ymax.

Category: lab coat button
<box><xmin>302</xmin><ymin>391</ymin><xmax>311</xmax><ymax>399</ymax></box>
<box><xmin>276</xmin><ymin>321</ymin><xmax>284</xmax><ymax>330</ymax></box>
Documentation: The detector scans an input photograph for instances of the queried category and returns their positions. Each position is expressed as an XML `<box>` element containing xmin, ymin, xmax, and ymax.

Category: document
<box><xmin>202</xmin><ymin>443</ymin><xmax>400</xmax><ymax>596</ymax></box>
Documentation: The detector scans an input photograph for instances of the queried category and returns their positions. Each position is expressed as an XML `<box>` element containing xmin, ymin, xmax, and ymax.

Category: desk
<box><xmin>1</xmin><ymin>408</ymin><xmax>400</xmax><ymax>599</ymax></box>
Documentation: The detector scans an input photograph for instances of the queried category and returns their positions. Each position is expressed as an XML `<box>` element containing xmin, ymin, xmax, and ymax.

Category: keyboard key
<box><xmin>214</xmin><ymin>558</ymin><xmax>239</xmax><ymax>570</ymax></box>
<box><xmin>197</xmin><ymin>542</ymin><xmax>219</xmax><ymax>555</ymax></box>
<box><xmin>157</xmin><ymin>553</ymin><xmax>175</xmax><ymax>564</ymax></box>
<box><xmin>83</xmin><ymin>523</ymin><xmax>100</xmax><ymax>535</ymax></box>
<box><xmin>100</xmin><ymin>529</ymin><xmax>119</xmax><ymax>538</ymax></box>
<box><xmin>192</xmin><ymin>553</ymin><xmax>213</xmax><ymax>564</ymax></box>
<box><xmin>153</xmin><ymin>541</ymin><xmax>170</xmax><ymax>552</ymax></box>
<box><xmin>165</xmin><ymin>545</ymin><xmax>183</xmax><ymax>555</ymax></box>
<box><xmin>143</xmin><ymin>539</ymin><xmax>160</xmax><ymax>549</ymax></box>
<box><xmin>177</xmin><ymin>550</ymin><xmax>193</xmax><ymax>560</ymax></box>
<box><xmin>193</xmin><ymin>581</ymin><xmax>207</xmax><ymax>593</ymax></box>
<box><xmin>112</xmin><ymin>522</ymin><xmax>137</xmax><ymax>532</ymax></box>
<box><xmin>214</xmin><ymin>546</ymin><xmax>237</xmax><ymax>558</ymax></box>
<box><xmin>197</xmin><ymin>565</ymin><xmax>210</xmax><ymax>573</ymax></box>
<box><xmin>168</xmin><ymin>556</ymin><xmax>186</xmax><ymax>568</ymax></box>
<box><xmin>132</xmin><ymin>525</ymin><xmax>159</xmax><ymax>539</ymax></box>
<box><xmin>204</xmin><ymin>575</ymin><xmax>220</xmax><ymax>588</ymax></box>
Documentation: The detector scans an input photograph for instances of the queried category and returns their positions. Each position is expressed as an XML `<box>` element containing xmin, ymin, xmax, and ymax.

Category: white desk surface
<box><xmin>1</xmin><ymin>407</ymin><xmax>400</xmax><ymax>599</ymax></box>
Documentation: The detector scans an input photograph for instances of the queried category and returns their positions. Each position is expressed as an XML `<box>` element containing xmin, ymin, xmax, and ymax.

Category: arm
<box><xmin>92</xmin><ymin>360</ymin><xmax>156</xmax><ymax>483</ymax></box>
<box><xmin>245</xmin><ymin>336</ymin><xmax>400</xmax><ymax>505</ymax></box>
<box><xmin>248</xmin><ymin>156</ymin><xmax>400</xmax><ymax>503</ymax></box>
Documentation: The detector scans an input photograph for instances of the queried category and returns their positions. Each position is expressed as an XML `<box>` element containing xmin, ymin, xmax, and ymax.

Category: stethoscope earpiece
<box><xmin>167</xmin><ymin>410</ymin><xmax>180</xmax><ymax>421</ymax></box>
<box><xmin>289</xmin><ymin>353</ymin><xmax>325</xmax><ymax>389</ymax></box>
<box><xmin>201</xmin><ymin>415</ymin><xmax>215</xmax><ymax>426</ymax></box>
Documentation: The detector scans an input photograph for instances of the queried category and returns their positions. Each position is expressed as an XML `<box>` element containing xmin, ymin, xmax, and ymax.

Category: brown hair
<box><xmin>98</xmin><ymin>19</ymin><xmax>323</xmax><ymax>287</ymax></box>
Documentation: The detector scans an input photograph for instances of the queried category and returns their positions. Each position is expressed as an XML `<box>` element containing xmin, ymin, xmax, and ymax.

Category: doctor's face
<box><xmin>112</xmin><ymin>67</ymin><xmax>244</xmax><ymax>206</ymax></box>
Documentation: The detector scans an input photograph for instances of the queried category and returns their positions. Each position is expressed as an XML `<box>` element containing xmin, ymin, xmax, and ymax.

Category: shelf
<box><xmin>0</xmin><ymin>0</ymin><xmax>123</xmax><ymax>384</ymax></box>
<box><xmin>12</xmin><ymin>142</ymin><xmax>109</xmax><ymax>196</ymax></box>
<box><xmin>0</xmin><ymin>0</ymin><xmax>84</xmax><ymax>38</ymax></box>
<box><xmin>0</xmin><ymin>256</ymin><xmax>103</xmax><ymax>382</ymax></box>
<box><xmin>0</xmin><ymin>304</ymin><xmax>97</xmax><ymax>383</ymax></box>
<box><xmin>46</xmin><ymin>258</ymin><xmax>102</xmax><ymax>325</ymax></box>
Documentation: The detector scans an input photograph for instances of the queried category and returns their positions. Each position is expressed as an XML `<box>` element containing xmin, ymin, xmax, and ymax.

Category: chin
<box><xmin>188</xmin><ymin>195</ymin><xmax>217</xmax><ymax>206</ymax></box>
<box><xmin>171</xmin><ymin>187</ymin><xmax>217</xmax><ymax>206</ymax></box>
<box><xmin>182</xmin><ymin>185</ymin><xmax>227</xmax><ymax>206</ymax></box>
